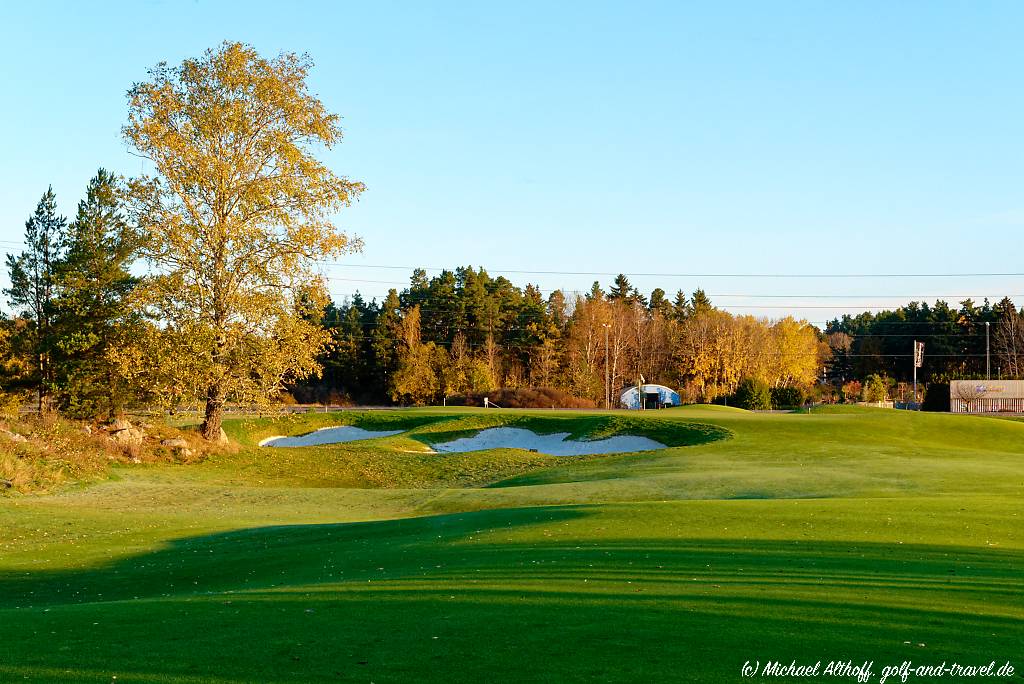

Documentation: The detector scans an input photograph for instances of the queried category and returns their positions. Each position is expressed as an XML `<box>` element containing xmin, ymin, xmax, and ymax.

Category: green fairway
<box><xmin>1</xmin><ymin>406</ymin><xmax>1022</xmax><ymax>683</ymax></box>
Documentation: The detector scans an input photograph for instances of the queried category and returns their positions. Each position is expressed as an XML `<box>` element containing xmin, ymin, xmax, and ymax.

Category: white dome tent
<box><xmin>619</xmin><ymin>383</ymin><xmax>681</xmax><ymax>410</ymax></box>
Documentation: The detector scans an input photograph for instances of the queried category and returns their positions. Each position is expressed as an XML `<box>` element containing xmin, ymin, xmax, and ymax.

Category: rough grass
<box><xmin>1</xmin><ymin>417</ymin><xmax>219</xmax><ymax>495</ymax></box>
<box><xmin>0</xmin><ymin>417</ymin><xmax>120</xmax><ymax>493</ymax></box>
<box><xmin>1</xmin><ymin>406</ymin><xmax>1022</xmax><ymax>682</ymax></box>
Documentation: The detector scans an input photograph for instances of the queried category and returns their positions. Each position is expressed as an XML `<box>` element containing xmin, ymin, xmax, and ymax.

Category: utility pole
<box><xmin>985</xmin><ymin>321</ymin><xmax>991</xmax><ymax>380</ymax></box>
<box><xmin>602</xmin><ymin>323</ymin><xmax>611</xmax><ymax>409</ymax></box>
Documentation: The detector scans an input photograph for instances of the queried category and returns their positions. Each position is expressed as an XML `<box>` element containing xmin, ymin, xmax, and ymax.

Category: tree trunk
<box><xmin>201</xmin><ymin>382</ymin><xmax>225</xmax><ymax>441</ymax></box>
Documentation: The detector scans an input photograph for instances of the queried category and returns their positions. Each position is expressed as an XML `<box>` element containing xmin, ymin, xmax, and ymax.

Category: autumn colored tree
<box><xmin>391</xmin><ymin>307</ymin><xmax>440</xmax><ymax>405</ymax></box>
<box><xmin>994</xmin><ymin>303</ymin><xmax>1024</xmax><ymax>378</ymax></box>
<box><xmin>123</xmin><ymin>42</ymin><xmax>364</xmax><ymax>439</ymax></box>
<box><xmin>840</xmin><ymin>379</ymin><xmax>862</xmax><ymax>403</ymax></box>
<box><xmin>0</xmin><ymin>316</ymin><xmax>32</xmax><ymax>416</ymax></box>
<box><xmin>862</xmin><ymin>374</ymin><xmax>889</xmax><ymax>403</ymax></box>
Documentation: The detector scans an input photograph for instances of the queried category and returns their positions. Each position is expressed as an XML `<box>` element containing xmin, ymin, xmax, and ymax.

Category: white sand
<box><xmin>259</xmin><ymin>426</ymin><xmax>403</xmax><ymax>447</ymax></box>
<box><xmin>431</xmin><ymin>427</ymin><xmax>666</xmax><ymax>456</ymax></box>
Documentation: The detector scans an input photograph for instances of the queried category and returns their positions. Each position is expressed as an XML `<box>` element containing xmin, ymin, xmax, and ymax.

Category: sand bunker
<box><xmin>432</xmin><ymin>427</ymin><xmax>666</xmax><ymax>456</ymax></box>
<box><xmin>260</xmin><ymin>426</ymin><xmax>403</xmax><ymax>447</ymax></box>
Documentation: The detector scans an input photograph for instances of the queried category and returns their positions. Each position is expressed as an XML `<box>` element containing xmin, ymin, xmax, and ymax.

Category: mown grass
<box><xmin>1</xmin><ymin>406</ymin><xmax>1022</xmax><ymax>682</ymax></box>
<box><xmin>190</xmin><ymin>409</ymin><xmax>729</xmax><ymax>489</ymax></box>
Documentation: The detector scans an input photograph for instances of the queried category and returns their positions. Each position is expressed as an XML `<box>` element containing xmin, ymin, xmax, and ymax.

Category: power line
<box><xmin>324</xmin><ymin>277</ymin><xmax>1022</xmax><ymax>301</ymax></box>
<box><xmin>319</xmin><ymin>262</ymin><xmax>1024</xmax><ymax>279</ymax></box>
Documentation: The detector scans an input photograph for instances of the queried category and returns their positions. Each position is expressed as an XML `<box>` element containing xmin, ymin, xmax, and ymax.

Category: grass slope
<box><xmin>1</xmin><ymin>406</ymin><xmax>1022</xmax><ymax>683</ymax></box>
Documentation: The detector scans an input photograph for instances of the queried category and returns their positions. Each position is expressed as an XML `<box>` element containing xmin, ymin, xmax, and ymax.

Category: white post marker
<box><xmin>484</xmin><ymin>397</ymin><xmax>489</xmax><ymax>408</ymax></box>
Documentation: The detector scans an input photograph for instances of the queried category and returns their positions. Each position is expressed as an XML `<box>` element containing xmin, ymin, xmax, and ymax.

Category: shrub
<box><xmin>840</xmin><ymin>380</ymin><xmax>862</xmax><ymax>403</ymax></box>
<box><xmin>770</xmin><ymin>386</ymin><xmax>805</xmax><ymax>409</ymax></box>
<box><xmin>732</xmin><ymin>378</ymin><xmax>771</xmax><ymax>411</ymax></box>
<box><xmin>0</xmin><ymin>391</ymin><xmax>24</xmax><ymax>420</ymax></box>
<box><xmin>862</xmin><ymin>374</ymin><xmax>888</xmax><ymax>402</ymax></box>
<box><xmin>922</xmin><ymin>383</ymin><xmax>950</xmax><ymax>412</ymax></box>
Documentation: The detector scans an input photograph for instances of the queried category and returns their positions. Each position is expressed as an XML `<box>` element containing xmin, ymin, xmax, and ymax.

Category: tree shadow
<box><xmin>1</xmin><ymin>505</ymin><xmax>1022</xmax><ymax>683</ymax></box>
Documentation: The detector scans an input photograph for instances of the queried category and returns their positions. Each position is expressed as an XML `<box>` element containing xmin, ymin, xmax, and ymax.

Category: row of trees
<box><xmin>825</xmin><ymin>298</ymin><xmax>1024</xmax><ymax>385</ymax></box>
<box><xmin>301</xmin><ymin>269</ymin><xmax>825</xmax><ymax>406</ymax></box>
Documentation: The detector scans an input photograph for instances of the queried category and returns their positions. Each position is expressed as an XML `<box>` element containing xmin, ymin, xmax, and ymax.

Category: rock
<box><xmin>161</xmin><ymin>438</ymin><xmax>189</xmax><ymax>449</ymax></box>
<box><xmin>80</xmin><ymin>425</ymin><xmax>92</xmax><ymax>435</ymax></box>
<box><xmin>109</xmin><ymin>418</ymin><xmax>133</xmax><ymax>432</ymax></box>
<box><xmin>1</xmin><ymin>478</ymin><xmax>13</xmax><ymax>488</ymax></box>
<box><xmin>217</xmin><ymin>427</ymin><xmax>229</xmax><ymax>445</ymax></box>
<box><xmin>112</xmin><ymin>427</ymin><xmax>145</xmax><ymax>447</ymax></box>
<box><xmin>1</xmin><ymin>429</ymin><xmax>27</xmax><ymax>443</ymax></box>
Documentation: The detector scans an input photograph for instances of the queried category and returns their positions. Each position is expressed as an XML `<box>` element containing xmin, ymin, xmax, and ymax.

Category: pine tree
<box><xmin>51</xmin><ymin>170</ymin><xmax>141</xmax><ymax>418</ymax></box>
<box><xmin>4</xmin><ymin>187</ymin><xmax>67</xmax><ymax>412</ymax></box>
<box><xmin>372</xmin><ymin>290</ymin><xmax>403</xmax><ymax>399</ymax></box>
<box><xmin>627</xmin><ymin>287</ymin><xmax>648</xmax><ymax>308</ymax></box>
<box><xmin>672</xmin><ymin>290</ymin><xmax>690</xmax><ymax>320</ymax></box>
<box><xmin>608</xmin><ymin>274</ymin><xmax>632</xmax><ymax>301</ymax></box>
<box><xmin>547</xmin><ymin>290</ymin><xmax>567</xmax><ymax>328</ymax></box>
<box><xmin>691</xmin><ymin>289</ymin><xmax>713</xmax><ymax>315</ymax></box>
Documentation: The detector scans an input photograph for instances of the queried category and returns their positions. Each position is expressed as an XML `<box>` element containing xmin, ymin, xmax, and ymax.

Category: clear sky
<box><xmin>2</xmin><ymin>0</ymin><xmax>1023</xmax><ymax>324</ymax></box>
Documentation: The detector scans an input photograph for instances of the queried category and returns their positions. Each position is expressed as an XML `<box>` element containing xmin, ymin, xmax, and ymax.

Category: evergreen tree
<box><xmin>51</xmin><ymin>170</ymin><xmax>142</xmax><ymax>418</ymax></box>
<box><xmin>402</xmin><ymin>268</ymin><xmax>430</xmax><ymax>309</ymax></box>
<box><xmin>371</xmin><ymin>289</ymin><xmax>403</xmax><ymax>399</ymax></box>
<box><xmin>547</xmin><ymin>289</ymin><xmax>567</xmax><ymax>328</ymax></box>
<box><xmin>4</xmin><ymin>187</ymin><xmax>67</xmax><ymax>412</ymax></box>
<box><xmin>586</xmin><ymin>281</ymin><xmax>605</xmax><ymax>301</ymax></box>
<box><xmin>627</xmin><ymin>287</ymin><xmax>648</xmax><ymax>308</ymax></box>
<box><xmin>691</xmin><ymin>289</ymin><xmax>713</xmax><ymax>315</ymax></box>
<box><xmin>671</xmin><ymin>290</ymin><xmax>690</xmax><ymax>320</ymax></box>
<box><xmin>649</xmin><ymin>288</ymin><xmax>672</xmax><ymax>318</ymax></box>
<box><xmin>608</xmin><ymin>274</ymin><xmax>632</xmax><ymax>301</ymax></box>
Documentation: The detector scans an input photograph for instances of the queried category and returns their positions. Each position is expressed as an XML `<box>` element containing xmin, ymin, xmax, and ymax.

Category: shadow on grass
<box><xmin>1</xmin><ymin>506</ymin><xmax>1022</xmax><ymax>683</ymax></box>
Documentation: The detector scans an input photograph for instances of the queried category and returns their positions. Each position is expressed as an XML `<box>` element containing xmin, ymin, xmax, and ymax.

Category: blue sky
<box><xmin>2</xmin><ymin>0</ymin><xmax>1023</xmax><ymax>323</ymax></box>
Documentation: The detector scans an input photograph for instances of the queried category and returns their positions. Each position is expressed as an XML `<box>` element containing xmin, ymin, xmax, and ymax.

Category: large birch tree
<box><xmin>123</xmin><ymin>42</ymin><xmax>364</xmax><ymax>440</ymax></box>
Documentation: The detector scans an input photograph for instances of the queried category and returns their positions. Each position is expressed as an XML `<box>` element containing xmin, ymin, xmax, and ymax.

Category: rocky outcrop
<box><xmin>1</xmin><ymin>429</ymin><xmax>28</xmax><ymax>443</ymax></box>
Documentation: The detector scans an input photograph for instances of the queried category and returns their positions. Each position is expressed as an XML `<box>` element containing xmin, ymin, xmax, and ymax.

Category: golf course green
<box><xmin>1</xmin><ymin>406</ymin><xmax>1022</xmax><ymax>683</ymax></box>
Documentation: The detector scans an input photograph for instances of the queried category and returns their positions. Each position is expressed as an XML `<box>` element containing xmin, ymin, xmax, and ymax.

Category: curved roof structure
<box><xmin>619</xmin><ymin>384</ymin><xmax>682</xmax><ymax>409</ymax></box>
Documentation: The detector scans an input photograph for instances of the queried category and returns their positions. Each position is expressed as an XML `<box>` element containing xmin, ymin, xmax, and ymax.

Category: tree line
<box><xmin>298</xmin><ymin>270</ymin><xmax>825</xmax><ymax>407</ymax></box>
<box><xmin>824</xmin><ymin>297</ymin><xmax>1024</xmax><ymax>400</ymax></box>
